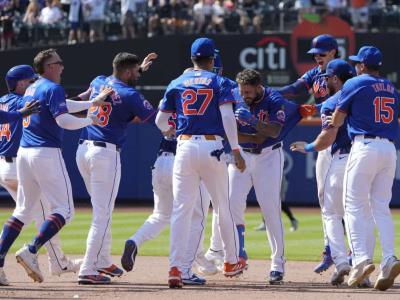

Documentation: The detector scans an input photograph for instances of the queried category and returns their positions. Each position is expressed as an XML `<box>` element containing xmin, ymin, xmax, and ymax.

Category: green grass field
<box><xmin>1</xmin><ymin>208</ymin><xmax>399</xmax><ymax>262</ymax></box>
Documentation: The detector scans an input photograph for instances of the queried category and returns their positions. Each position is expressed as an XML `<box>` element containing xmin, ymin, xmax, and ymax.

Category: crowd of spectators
<box><xmin>0</xmin><ymin>0</ymin><xmax>399</xmax><ymax>50</ymax></box>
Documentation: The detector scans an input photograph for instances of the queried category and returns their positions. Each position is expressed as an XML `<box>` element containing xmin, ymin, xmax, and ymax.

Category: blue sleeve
<box><xmin>159</xmin><ymin>83</ymin><xmax>176</xmax><ymax>112</ymax></box>
<box><xmin>217</xmin><ymin>77</ymin><xmax>236</xmax><ymax>106</ymax></box>
<box><xmin>129</xmin><ymin>92</ymin><xmax>157</xmax><ymax>123</ymax></box>
<box><xmin>0</xmin><ymin>110</ymin><xmax>21</xmax><ymax>124</ymax></box>
<box><xmin>278</xmin><ymin>79</ymin><xmax>308</xmax><ymax>99</ymax></box>
<box><xmin>337</xmin><ymin>81</ymin><xmax>358</xmax><ymax>112</ymax></box>
<box><xmin>48</xmin><ymin>85</ymin><xmax>68</xmax><ymax>118</ymax></box>
<box><xmin>320</xmin><ymin>104</ymin><xmax>333</xmax><ymax>130</ymax></box>
<box><xmin>268</xmin><ymin>90</ymin><xmax>299</xmax><ymax>125</ymax></box>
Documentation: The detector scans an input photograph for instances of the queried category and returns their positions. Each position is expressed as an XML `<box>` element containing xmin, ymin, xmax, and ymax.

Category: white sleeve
<box><xmin>219</xmin><ymin>103</ymin><xmax>239</xmax><ymax>150</ymax></box>
<box><xmin>66</xmin><ymin>99</ymin><xmax>91</xmax><ymax>113</ymax></box>
<box><xmin>155</xmin><ymin>110</ymin><xmax>172</xmax><ymax>132</ymax></box>
<box><xmin>55</xmin><ymin>113</ymin><xmax>92</xmax><ymax>130</ymax></box>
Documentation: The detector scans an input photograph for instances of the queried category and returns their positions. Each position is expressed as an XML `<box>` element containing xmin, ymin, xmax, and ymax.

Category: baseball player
<box><xmin>0</xmin><ymin>48</ymin><xmax>107</xmax><ymax>284</ymax></box>
<box><xmin>156</xmin><ymin>37</ymin><xmax>248</xmax><ymax>288</ymax></box>
<box><xmin>76</xmin><ymin>52</ymin><xmax>158</xmax><ymax>284</ymax></box>
<box><xmin>0</xmin><ymin>65</ymin><xmax>84</xmax><ymax>285</ymax></box>
<box><xmin>280</xmin><ymin>34</ymin><xmax>339</xmax><ymax>273</ymax></box>
<box><xmin>329</xmin><ymin>46</ymin><xmax>400</xmax><ymax>291</ymax></box>
<box><xmin>230</xmin><ymin>69</ymin><xmax>316</xmax><ymax>285</ymax></box>
<box><xmin>290</xmin><ymin>59</ymin><xmax>358</xmax><ymax>286</ymax></box>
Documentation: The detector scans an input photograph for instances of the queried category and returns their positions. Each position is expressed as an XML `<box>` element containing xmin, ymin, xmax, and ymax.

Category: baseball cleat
<box><xmin>374</xmin><ymin>256</ymin><xmax>400</xmax><ymax>291</ymax></box>
<box><xmin>357</xmin><ymin>277</ymin><xmax>372</xmax><ymax>288</ymax></box>
<box><xmin>50</xmin><ymin>257</ymin><xmax>83</xmax><ymax>276</ymax></box>
<box><xmin>182</xmin><ymin>272</ymin><xmax>206</xmax><ymax>285</ymax></box>
<box><xmin>97</xmin><ymin>264</ymin><xmax>123</xmax><ymax>277</ymax></box>
<box><xmin>78</xmin><ymin>274</ymin><xmax>111</xmax><ymax>285</ymax></box>
<box><xmin>194</xmin><ymin>254</ymin><xmax>219</xmax><ymax>276</ymax></box>
<box><xmin>290</xmin><ymin>219</ymin><xmax>299</xmax><ymax>232</ymax></box>
<box><xmin>15</xmin><ymin>245</ymin><xmax>44</xmax><ymax>283</ymax></box>
<box><xmin>330</xmin><ymin>262</ymin><xmax>351</xmax><ymax>286</ymax></box>
<box><xmin>347</xmin><ymin>259</ymin><xmax>375</xmax><ymax>288</ymax></box>
<box><xmin>314</xmin><ymin>245</ymin><xmax>334</xmax><ymax>273</ymax></box>
<box><xmin>205</xmin><ymin>248</ymin><xmax>224</xmax><ymax>270</ymax></box>
<box><xmin>0</xmin><ymin>268</ymin><xmax>10</xmax><ymax>286</ymax></box>
<box><xmin>121</xmin><ymin>239</ymin><xmax>137</xmax><ymax>272</ymax></box>
<box><xmin>254</xmin><ymin>222</ymin><xmax>266</xmax><ymax>231</ymax></box>
<box><xmin>269</xmin><ymin>271</ymin><xmax>284</xmax><ymax>285</ymax></box>
<box><xmin>168</xmin><ymin>267</ymin><xmax>183</xmax><ymax>288</ymax></box>
<box><xmin>223</xmin><ymin>257</ymin><xmax>247</xmax><ymax>277</ymax></box>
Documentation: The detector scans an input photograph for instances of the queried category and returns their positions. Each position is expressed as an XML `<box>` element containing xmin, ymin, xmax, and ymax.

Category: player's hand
<box><xmin>162</xmin><ymin>126</ymin><xmax>176</xmax><ymax>138</ymax></box>
<box><xmin>140</xmin><ymin>52</ymin><xmax>158</xmax><ymax>72</ymax></box>
<box><xmin>232</xmin><ymin>150</ymin><xmax>246</xmax><ymax>172</ymax></box>
<box><xmin>19</xmin><ymin>100</ymin><xmax>40</xmax><ymax>117</ymax></box>
<box><xmin>90</xmin><ymin>87</ymin><xmax>113</xmax><ymax>107</ymax></box>
<box><xmin>290</xmin><ymin>141</ymin><xmax>307</xmax><ymax>154</ymax></box>
<box><xmin>253</xmin><ymin>132</ymin><xmax>266</xmax><ymax>144</ymax></box>
<box><xmin>235</xmin><ymin>108</ymin><xmax>258</xmax><ymax>127</ymax></box>
<box><xmin>88</xmin><ymin>114</ymin><xmax>100</xmax><ymax>125</ymax></box>
<box><xmin>299</xmin><ymin>104</ymin><xmax>317</xmax><ymax>118</ymax></box>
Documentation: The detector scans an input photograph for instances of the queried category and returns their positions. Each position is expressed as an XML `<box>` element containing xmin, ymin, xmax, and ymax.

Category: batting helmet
<box><xmin>307</xmin><ymin>34</ymin><xmax>338</xmax><ymax>54</ymax></box>
<box><xmin>213</xmin><ymin>49</ymin><xmax>223</xmax><ymax>75</ymax></box>
<box><xmin>5</xmin><ymin>65</ymin><xmax>37</xmax><ymax>91</ymax></box>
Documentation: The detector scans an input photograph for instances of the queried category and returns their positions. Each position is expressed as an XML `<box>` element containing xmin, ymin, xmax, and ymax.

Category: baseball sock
<box><xmin>28</xmin><ymin>213</ymin><xmax>65</xmax><ymax>254</ymax></box>
<box><xmin>281</xmin><ymin>202</ymin><xmax>295</xmax><ymax>221</ymax></box>
<box><xmin>236</xmin><ymin>224</ymin><xmax>247</xmax><ymax>260</ymax></box>
<box><xmin>0</xmin><ymin>216</ymin><xmax>24</xmax><ymax>267</ymax></box>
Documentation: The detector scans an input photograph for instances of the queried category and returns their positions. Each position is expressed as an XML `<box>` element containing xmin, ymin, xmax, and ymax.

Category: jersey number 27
<box><xmin>373</xmin><ymin>97</ymin><xmax>395</xmax><ymax>124</ymax></box>
<box><xmin>182</xmin><ymin>89</ymin><xmax>213</xmax><ymax>116</ymax></box>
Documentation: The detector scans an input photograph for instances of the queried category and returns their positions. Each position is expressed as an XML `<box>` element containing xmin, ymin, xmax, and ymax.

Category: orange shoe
<box><xmin>223</xmin><ymin>257</ymin><xmax>247</xmax><ymax>277</ymax></box>
<box><xmin>168</xmin><ymin>267</ymin><xmax>183</xmax><ymax>288</ymax></box>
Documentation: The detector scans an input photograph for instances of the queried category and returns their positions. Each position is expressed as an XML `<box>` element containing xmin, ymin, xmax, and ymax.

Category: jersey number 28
<box><xmin>373</xmin><ymin>97</ymin><xmax>395</xmax><ymax>124</ymax></box>
<box><xmin>182</xmin><ymin>89</ymin><xmax>213</xmax><ymax>116</ymax></box>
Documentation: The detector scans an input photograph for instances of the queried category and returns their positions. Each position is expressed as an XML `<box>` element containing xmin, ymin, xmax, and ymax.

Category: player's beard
<box><xmin>127</xmin><ymin>77</ymin><xmax>137</xmax><ymax>87</ymax></box>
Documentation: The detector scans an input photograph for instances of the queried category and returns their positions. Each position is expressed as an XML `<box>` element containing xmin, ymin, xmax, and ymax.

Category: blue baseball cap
<box><xmin>348</xmin><ymin>46</ymin><xmax>382</xmax><ymax>67</ymax></box>
<box><xmin>320</xmin><ymin>59</ymin><xmax>355</xmax><ymax>78</ymax></box>
<box><xmin>307</xmin><ymin>34</ymin><xmax>338</xmax><ymax>54</ymax></box>
<box><xmin>191</xmin><ymin>38</ymin><xmax>215</xmax><ymax>58</ymax></box>
<box><xmin>213</xmin><ymin>49</ymin><xmax>222</xmax><ymax>74</ymax></box>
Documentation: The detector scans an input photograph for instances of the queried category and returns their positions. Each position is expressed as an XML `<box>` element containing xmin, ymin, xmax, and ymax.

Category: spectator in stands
<box><xmin>158</xmin><ymin>0</ymin><xmax>174</xmax><ymax>34</ymax></box>
<box><xmin>294</xmin><ymin>0</ymin><xmax>312</xmax><ymax>23</ymax></box>
<box><xmin>0</xmin><ymin>0</ymin><xmax>16</xmax><ymax>50</ymax></box>
<box><xmin>68</xmin><ymin>0</ymin><xmax>82</xmax><ymax>44</ymax></box>
<box><xmin>147</xmin><ymin>0</ymin><xmax>160</xmax><ymax>37</ymax></box>
<box><xmin>211</xmin><ymin>0</ymin><xmax>225</xmax><ymax>33</ymax></box>
<box><xmin>170</xmin><ymin>0</ymin><xmax>192</xmax><ymax>34</ymax></box>
<box><xmin>223</xmin><ymin>0</ymin><xmax>240</xmax><ymax>33</ymax></box>
<box><xmin>238</xmin><ymin>0</ymin><xmax>263</xmax><ymax>33</ymax></box>
<box><xmin>82</xmin><ymin>0</ymin><xmax>105</xmax><ymax>42</ymax></box>
<box><xmin>193</xmin><ymin>0</ymin><xmax>214</xmax><ymax>34</ymax></box>
<box><xmin>23</xmin><ymin>0</ymin><xmax>40</xmax><ymax>25</ymax></box>
<box><xmin>326</xmin><ymin>0</ymin><xmax>345</xmax><ymax>16</ymax></box>
<box><xmin>39</xmin><ymin>0</ymin><xmax>63</xmax><ymax>24</ymax></box>
<box><xmin>350</xmin><ymin>0</ymin><xmax>369</xmax><ymax>31</ymax></box>
<box><xmin>120</xmin><ymin>0</ymin><xmax>135</xmax><ymax>39</ymax></box>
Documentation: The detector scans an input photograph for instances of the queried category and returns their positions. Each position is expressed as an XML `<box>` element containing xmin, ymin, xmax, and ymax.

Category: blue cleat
<box><xmin>314</xmin><ymin>245</ymin><xmax>334</xmax><ymax>273</ymax></box>
<box><xmin>182</xmin><ymin>272</ymin><xmax>206</xmax><ymax>285</ymax></box>
<box><xmin>269</xmin><ymin>271</ymin><xmax>284</xmax><ymax>285</ymax></box>
<box><xmin>121</xmin><ymin>239</ymin><xmax>138</xmax><ymax>272</ymax></box>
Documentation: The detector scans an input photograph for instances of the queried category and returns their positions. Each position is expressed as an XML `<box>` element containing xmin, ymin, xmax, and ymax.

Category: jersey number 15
<box><xmin>373</xmin><ymin>97</ymin><xmax>395</xmax><ymax>124</ymax></box>
<box><xmin>182</xmin><ymin>89</ymin><xmax>213</xmax><ymax>116</ymax></box>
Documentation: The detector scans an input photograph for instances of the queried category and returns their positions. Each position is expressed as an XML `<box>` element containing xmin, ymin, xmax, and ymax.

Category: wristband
<box><xmin>304</xmin><ymin>143</ymin><xmax>315</xmax><ymax>152</ymax></box>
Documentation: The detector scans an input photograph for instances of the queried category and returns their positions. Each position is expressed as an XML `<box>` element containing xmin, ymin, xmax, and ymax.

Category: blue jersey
<box><xmin>159</xmin><ymin>69</ymin><xmax>235</xmax><ymax>137</ymax></box>
<box><xmin>81</xmin><ymin>75</ymin><xmax>157</xmax><ymax>148</ymax></box>
<box><xmin>233</xmin><ymin>87</ymin><xmax>302</xmax><ymax>149</ymax></box>
<box><xmin>337</xmin><ymin>74</ymin><xmax>399</xmax><ymax>141</ymax></box>
<box><xmin>0</xmin><ymin>93</ymin><xmax>23</xmax><ymax>156</ymax></box>
<box><xmin>300</xmin><ymin>66</ymin><xmax>329</xmax><ymax>104</ymax></box>
<box><xmin>320</xmin><ymin>91</ymin><xmax>351</xmax><ymax>155</ymax></box>
<box><xmin>20</xmin><ymin>77</ymin><xmax>68</xmax><ymax>148</ymax></box>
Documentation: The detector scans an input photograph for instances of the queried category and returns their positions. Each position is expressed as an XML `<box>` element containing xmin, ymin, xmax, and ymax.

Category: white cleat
<box><xmin>194</xmin><ymin>254</ymin><xmax>219</xmax><ymax>276</ymax></box>
<box><xmin>15</xmin><ymin>245</ymin><xmax>44</xmax><ymax>283</ymax></box>
<box><xmin>374</xmin><ymin>256</ymin><xmax>400</xmax><ymax>291</ymax></box>
<box><xmin>205</xmin><ymin>249</ymin><xmax>224</xmax><ymax>271</ymax></box>
<box><xmin>0</xmin><ymin>268</ymin><xmax>10</xmax><ymax>286</ymax></box>
<box><xmin>330</xmin><ymin>262</ymin><xmax>351</xmax><ymax>286</ymax></box>
<box><xmin>49</xmin><ymin>256</ymin><xmax>83</xmax><ymax>276</ymax></box>
<box><xmin>347</xmin><ymin>259</ymin><xmax>375</xmax><ymax>288</ymax></box>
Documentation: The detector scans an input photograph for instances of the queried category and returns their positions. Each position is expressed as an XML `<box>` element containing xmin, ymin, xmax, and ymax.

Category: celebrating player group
<box><xmin>0</xmin><ymin>33</ymin><xmax>398</xmax><ymax>292</ymax></box>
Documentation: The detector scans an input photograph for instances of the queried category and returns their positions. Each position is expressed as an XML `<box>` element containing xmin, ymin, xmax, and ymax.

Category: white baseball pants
<box><xmin>344</xmin><ymin>136</ymin><xmax>396</xmax><ymax>268</ymax></box>
<box><xmin>169</xmin><ymin>136</ymin><xmax>239</xmax><ymax>269</ymax></box>
<box><xmin>229</xmin><ymin>145</ymin><xmax>285</xmax><ymax>273</ymax></box>
<box><xmin>0</xmin><ymin>157</ymin><xmax>70</xmax><ymax>269</ymax></box>
<box><xmin>76</xmin><ymin>141</ymin><xmax>121</xmax><ymax>276</ymax></box>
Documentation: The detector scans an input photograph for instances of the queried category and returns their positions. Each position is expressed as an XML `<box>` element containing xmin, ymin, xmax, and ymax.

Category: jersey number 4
<box><xmin>182</xmin><ymin>89</ymin><xmax>213</xmax><ymax>116</ymax></box>
<box><xmin>89</xmin><ymin>103</ymin><xmax>112</xmax><ymax>126</ymax></box>
<box><xmin>373</xmin><ymin>97</ymin><xmax>395</xmax><ymax>124</ymax></box>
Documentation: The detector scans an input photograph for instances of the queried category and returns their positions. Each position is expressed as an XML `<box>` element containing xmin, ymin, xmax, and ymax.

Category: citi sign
<box><xmin>239</xmin><ymin>37</ymin><xmax>287</xmax><ymax>70</ymax></box>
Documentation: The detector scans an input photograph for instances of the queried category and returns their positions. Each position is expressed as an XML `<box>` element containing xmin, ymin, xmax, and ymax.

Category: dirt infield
<box><xmin>1</xmin><ymin>256</ymin><xmax>399</xmax><ymax>300</ymax></box>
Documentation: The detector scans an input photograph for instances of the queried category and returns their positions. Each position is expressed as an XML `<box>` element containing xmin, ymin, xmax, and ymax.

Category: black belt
<box><xmin>157</xmin><ymin>150</ymin><xmax>175</xmax><ymax>157</ymax></box>
<box><xmin>242</xmin><ymin>143</ymin><xmax>282</xmax><ymax>155</ymax></box>
<box><xmin>338</xmin><ymin>146</ymin><xmax>351</xmax><ymax>155</ymax></box>
<box><xmin>360</xmin><ymin>134</ymin><xmax>394</xmax><ymax>143</ymax></box>
<box><xmin>79</xmin><ymin>139</ymin><xmax>121</xmax><ymax>152</ymax></box>
<box><xmin>1</xmin><ymin>156</ymin><xmax>14</xmax><ymax>163</ymax></box>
